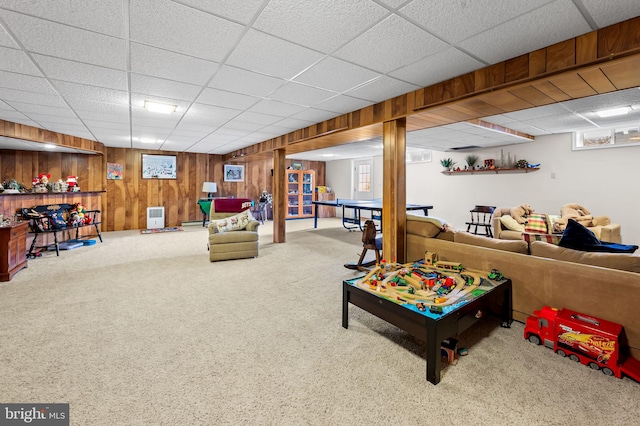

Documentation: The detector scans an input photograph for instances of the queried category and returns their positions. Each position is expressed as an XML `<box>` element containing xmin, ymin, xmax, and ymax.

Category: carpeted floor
<box><xmin>1</xmin><ymin>218</ymin><xmax>639</xmax><ymax>425</ymax></box>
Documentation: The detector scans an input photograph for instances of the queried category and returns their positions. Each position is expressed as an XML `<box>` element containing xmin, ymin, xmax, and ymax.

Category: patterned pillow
<box><xmin>546</xmin><ymin>214</ymin><xmax>563</xmax><ymax>234</ymax></box>
<box><xmin>524</xmin><ymin>213</ymin><xmax>548</xmax><ymax>234</ymax></box>
<box><xmin>213</xmin><ymin>209</ymin><xmax>255</xmax><ymax>233</ymax></box>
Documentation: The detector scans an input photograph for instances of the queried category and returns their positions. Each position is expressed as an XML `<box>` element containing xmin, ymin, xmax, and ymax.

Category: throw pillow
<box><xmin>212</xmin><ymin>209</ymin><xmax>255</xmax><ymax>233</ymax></box>
<box><xmin>499</xmin><ymin>215</ymin><xmax>525</xmax><ymax>232</ymax></box>
<box><xmin>524</xmin><ymin>213</ymin><xmax>548</xmax><ymax>234</ymax></box>
<box><xmin>559</xmin><ymin>219</ymin><xmax>638</xmax><ymax>253</ymax></box>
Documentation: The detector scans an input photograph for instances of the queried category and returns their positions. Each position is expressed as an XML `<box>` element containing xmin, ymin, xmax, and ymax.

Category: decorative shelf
<box><xmin>441</xmin><ymin>167</ymin><xmax>540</xmax><ymax>175</ymax></box>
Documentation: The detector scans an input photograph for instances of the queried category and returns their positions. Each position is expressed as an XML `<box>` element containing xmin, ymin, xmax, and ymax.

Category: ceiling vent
<box><xmin>448</xmin><ymin>145</ymin><xmax>481</xmax><ymax>151</ymax></box>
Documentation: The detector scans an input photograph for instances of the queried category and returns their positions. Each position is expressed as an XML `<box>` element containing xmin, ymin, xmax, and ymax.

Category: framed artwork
<box><xmin>107</xmin><ymin>162</ymin><xmax>123</xmax><ymax>180</ymax></box>
<box><xmin>142</xmin><ymin>154</ymin><xmax>177</xmax><ymax>179</ymax></box>
<box><xmin>291</xmin><ymin>161</ymin><xmax>303</xmax><ymax>170</ymax></box>
<box><xmin>573</xmin><ymin>127</ymin><xmax>640</xmax><ymax>150</ymax></box>
<box><xmin>224</xmin><ymin>164</ymin><xmax>244</xmax><ymax>182</ymax></box>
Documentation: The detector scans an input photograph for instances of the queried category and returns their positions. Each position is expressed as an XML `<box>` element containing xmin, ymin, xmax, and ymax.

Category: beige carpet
<box><xmin>1</xmin><ymin>218</ymin><xmax>639</xmax><ymax>426</ymax></box>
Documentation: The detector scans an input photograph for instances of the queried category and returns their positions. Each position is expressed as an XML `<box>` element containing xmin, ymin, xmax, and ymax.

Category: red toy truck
<box><xmin>524</xmin><ymin>306</ymin><xmax>640</xmax><ymax>382</ymax></box>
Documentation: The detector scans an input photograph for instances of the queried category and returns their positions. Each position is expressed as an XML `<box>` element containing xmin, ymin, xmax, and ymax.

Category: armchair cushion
<box><xmin>211</xmin><ymin>209</ymin><xmax>255</xmax><ymax>233</ymax></box>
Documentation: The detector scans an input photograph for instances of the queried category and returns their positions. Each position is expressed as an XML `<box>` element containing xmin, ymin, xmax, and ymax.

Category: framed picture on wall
<box><xmin>224</xmin><ymin>164</ymin><xmax>244</xmax><ymax>182</ymax></box>
<box><xmin>142</xmin><ymin>154</ymin><xmax>177</xmax><ymax>179</ymax></box>
<box><xmin>106</xmin><ymin>162</ymin><xmax>123</xmax><ymax>179</ymax></box>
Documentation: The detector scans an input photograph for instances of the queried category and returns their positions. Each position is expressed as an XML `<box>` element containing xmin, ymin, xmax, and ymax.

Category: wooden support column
<box><xmin>382</xmin><ymin>118</ymin><xmax>407</xmax><ymax>263</ymax></box>
<box><xmin>273</xmin><ymin>148</ymin><xmax>286</xmax><ymax>243</ymax></box>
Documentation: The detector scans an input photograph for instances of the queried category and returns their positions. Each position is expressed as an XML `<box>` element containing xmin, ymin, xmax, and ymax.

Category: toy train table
<box><xmin>342</xmin><ymin>255</ymin><xmax>512</xmax><ymax>385</ymax></box>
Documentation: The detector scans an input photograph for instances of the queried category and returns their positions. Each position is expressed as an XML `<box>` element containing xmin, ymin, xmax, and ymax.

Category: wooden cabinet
<box><xmin>0</xmin><ymin>221</ymin><xmax>28</xmax><ymax>281</ymax></box>
<box><xmin>287</xmin><ymin>170</ymin><xmax>315</xmax><ymax>219</ymax></box>
<box><xmin>316</xmin><ymin>192</ymin><xmax>336</xmax><ymax>218</ymax></box>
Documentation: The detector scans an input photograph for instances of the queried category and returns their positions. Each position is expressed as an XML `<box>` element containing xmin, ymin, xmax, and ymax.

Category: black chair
<box><xmin>465</xmin><ymin>205</ymin><xmax>496</xmax><ymax>237</ymax></box>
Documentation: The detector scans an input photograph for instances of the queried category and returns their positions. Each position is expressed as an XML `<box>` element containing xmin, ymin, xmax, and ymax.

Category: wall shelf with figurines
<box><xmin>441</xmin><ymin>156</ymin><xmax>540</xmax><ymax>175</ymax></box>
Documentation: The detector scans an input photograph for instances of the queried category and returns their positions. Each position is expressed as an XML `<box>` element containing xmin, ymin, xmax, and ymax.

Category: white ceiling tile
<box><xmin>0</xmin><ymin>70</ymin><xmax>55</xmax><ymax>94</ymax></box>
<box><xmin>33</xmin><ymin>54</ymin><xmax>127</xmax><ymax>90</ymax></box>
<box><xmin>197</xmin><ymin>88</ymin><xmax>260</xmax><ymax>110</ymax></box>
<box><xmin>83</xmin><ymin>120</ymin><xmax>130</xmax><ymax>132</ymax></box>
<box><xmin>1</xmin><ymin>10</ymin><xmax>126</xmax><ymax>69</ymax></box>
<box><xmin>4</xmin><ymin>101</ymin><xmax>75</xmax><ymax>116</ymax></box>
<box><xmin>345</xmin><ymin>76</ymin><xmax>419</xmax><ymax>103</ymax></box>
<box><xmin>334</xmin><ymin>14</ymin><xmax>449</xmax><ymax>73</ymax></box>
<box><xmin>248</xmin><ymin>99</ymin><xmax>308</xmax><ymax>117</ymax></box>
<box><xmin>458</xmin><ymin>2</ymin><xmax>591</xmax><ymax>64</ymax></box>
<box><xmin>232</xmin><ymin>111</ymin><xmax>283</xmax><ymax>126</ymax></box>
<box><xmin>316</xmin><ymin>95</ymin><xmax>373</xmax><ymax>114</ymax></box>
<box><xmin>181</xmin><ymin>103</ymin><xmax>241</xmax><ymax>126</ymax></box>
<box><xmin>254</xmin><ymin>0</ymin><xmax>388</xmax><ymax>53</ymax></box>
<box><xmin>0</xmin><ymin>46</ymin><xmax>42</xmax><ymax>76</ymax></box>
<box><xmin>130</xmin><ymin>43</ymin><xmax>219</xmax><ymax>86</ymax></box>
<box><xmin>25</xmin><ymin>114</ymin><xmax>84</xmax><ymax>126</ymax></box>
<box><xmin>378</xmin><ymin>0</ymin><xmax>407</xmax><ymax>8</ymax></box>
<box><xmin>131</xmin><ymin>115</ymin><xmax>180</xmax><ymax>130</ymax></box>
<box><xmin>271</xmin><ymin>117</ymin><xmax>315</xmax><ymax>130</ymax></box>
<box><xmin>0</xmin><ymin>110</ymin><xmax>29</xmax><ymax>122</ymax></box>
<box><xmin>290</xmin><ymin>108</ymin><xmax>339</xmax><ymax>123</ymax></box>
<box><xmin>208</xmin><ymin>65</ymin><xmax>286</xmax><ymax>98</ymax></box>
<box><xmin>220</xmin><ymin>120</ymin><xmax>265</xmax><ymax>132</ymax></box>
<box><xmin>70</xmin><ymin>100</ymin><xmax>130</xmax><ymax>118</ymax></box>
<box><xmin>226</xmin><ymin>29</ymin><xmax>324</xmax><ymax>79</ymax></box>
<box><xmin>390</xmin><ymin>47</ymin><xmax>484</xmax><ymax>87</ymax></box>
<box><xmin>0</xmin><ymin>24</ymin><xmax>18</xmax><ymax>48</ymax></box>
<box><xmin>129</xmin><ymin>0</ymin><xmax>244</xmax><ymax>62</ymax></box>
<box><xmin>400</xmin><ymin>0</ymin><xmax>549</xmax><ymax>44</ymax></box>
<box><xmin>172</xmin><ymin>0</ymin><xmax>264</xmax><ymax>25</ymax></box>
<box><xmin>130</xmin><ymin>74</ymin><xmax>202</xmax><ymax>103</ymax></box>
<box><xmin>54</xmin><ymin>80</ymin><xmax>128</xmax><ymax>105</ymax></box>
<box><xmin>268</xmin><ymin>82</ymin><xmax>336</xmax><ymax>107</ymax></box>
<box><xmin>158</xmin><ymin>140</ymin><xmax>195</xmax><ymax>151</ymax></box>
<box><xmin>0</xmin><ymin>0</ymin><xmax>125</xmax><ymax>37</ymax></box>
<box><xmin>0</xmin><ymin>89</ymin><xmax>66</xmax><ymax>108</ymax></box>
<box><xmin>294</xmin><ymin>57</ymin><xmax>380</xmax><ymax>92</ymax></box>
<box><xmin>580</xmin><ymin>0</ymin><xmax>640</xmax><ymax>27</ymax></box>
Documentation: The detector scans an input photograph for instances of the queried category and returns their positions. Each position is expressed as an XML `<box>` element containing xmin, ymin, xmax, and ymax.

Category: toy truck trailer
<box><xmin>524</xmin><ymin>306</ymin><xmax>640</xmax><ymax>382</ymax></box>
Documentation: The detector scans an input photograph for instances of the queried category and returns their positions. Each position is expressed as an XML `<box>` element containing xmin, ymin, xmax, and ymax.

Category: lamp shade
<box><xmin>202</xmin><ymin>182</ymin><xmax>217</xmax><ymax>194</ymax></box>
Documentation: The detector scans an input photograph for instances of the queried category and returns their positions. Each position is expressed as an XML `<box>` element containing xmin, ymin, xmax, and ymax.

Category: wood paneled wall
<box><xmin>1</xmin><ymin>146</ymin><xmax>327</xmax><ymax>231</ymax></box>
<box><xmin>105</xmin><ymin>148</ymin><xmax>220</xmax><ymax>230</ymax></box>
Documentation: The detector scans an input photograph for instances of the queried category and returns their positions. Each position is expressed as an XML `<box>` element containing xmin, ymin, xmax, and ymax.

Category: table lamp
<box><xmin>202</xmin><ymin>182</ymin><xmax>217</xmax><ymax>199</ymax></box>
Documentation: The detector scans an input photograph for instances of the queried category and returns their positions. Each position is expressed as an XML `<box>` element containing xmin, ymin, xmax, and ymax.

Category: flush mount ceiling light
<box><xmin>595</xmin><ymin>106</ymin><xmax>631</xmax><ymax>118</ymax></box>
<box><xmin>43</xmin><ymin>144</ymin><xmax>56</xmax><ymax>149</ymax></box>
<box><xmin>143</xmin><ymin>100</ymin><xmax>176</xmax><ymax>114</ymax></box>
<box><xmin>321</xmin><ymin>153</ymin><xmax>336</xmax><ymax>157</ymax></box>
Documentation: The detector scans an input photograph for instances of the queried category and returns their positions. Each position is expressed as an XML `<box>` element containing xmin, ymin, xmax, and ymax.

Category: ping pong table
<box><xmin>312</xmin><ymin>198</ymin><xmax>433</xmax><ymax>230</ymax></box>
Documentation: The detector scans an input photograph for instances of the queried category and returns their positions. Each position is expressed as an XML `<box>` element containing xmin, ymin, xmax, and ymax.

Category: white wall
<box><xmin>328</xmin><ymin>133</ymin><xmax>640</xmax><ymax>244</ymax></box>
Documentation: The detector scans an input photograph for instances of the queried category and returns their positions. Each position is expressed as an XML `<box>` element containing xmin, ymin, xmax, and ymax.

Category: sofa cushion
<box><xmin>524</xmin><ymin>213</ymin><xmax>548</xmax><ymax>234</ymax></box>
<box><xmin>211</xmin><ymin>209</ymin><xmax>255</xmax><ymax>233</ymax></box>
<box><xmin>406</xmin><ymin>214</ymin><xmax>448</xmax><ymax>238</ymax></box>
<box><xmin>559</xmin><ymin>219</ymin><xmax>638</xmax><ymax>253</ymax></box>
<box><xmin>499</xmin><ymin>215</ymin><xmax>525</xmax><ymax>232</ymax></box>
<box><xmin>530</xmin><ymin>241</ymin><xmax>640</xmax><ymax>273</ymax></box>
<box><xmin>454</xmin><ymin>231</ymin><xmax>529</xmax><ymax>254</ymax></box>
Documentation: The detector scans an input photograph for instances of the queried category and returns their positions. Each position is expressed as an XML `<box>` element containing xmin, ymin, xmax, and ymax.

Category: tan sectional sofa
<box><xmin>406</xmin><ymin>214</ymin><xmax>640</xmax><ymax>358</ymax></box>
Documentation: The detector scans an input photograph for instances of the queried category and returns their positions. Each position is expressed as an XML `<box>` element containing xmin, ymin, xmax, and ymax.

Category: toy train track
<box><xmin>355</xmin><ymin>259</ymin><xmax>490</xmax><ymax>312</ymax></box>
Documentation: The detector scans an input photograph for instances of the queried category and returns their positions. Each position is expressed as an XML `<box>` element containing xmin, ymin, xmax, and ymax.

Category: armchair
<box><xmin>207</xmin><ymin>198</ymin><xmax>260</xmax><ymax>261</ymax></box>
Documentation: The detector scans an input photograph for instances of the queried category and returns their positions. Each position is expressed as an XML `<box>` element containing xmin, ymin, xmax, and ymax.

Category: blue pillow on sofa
<box><xmin>559</xmin><ymin>219</ymin><xmax>638</xmax><ymax>253</ymax></box>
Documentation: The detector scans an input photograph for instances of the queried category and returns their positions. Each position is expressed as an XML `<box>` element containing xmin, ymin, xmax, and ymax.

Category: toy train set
<box><xmin>355</xmin><ymin>252</ymin><xmax>505</xmax><ymax>314</ymax></box>
<box><xmin>524</xmin><ymin>306</ymin><xmax>640</xmax><ymax>382</ymax></box>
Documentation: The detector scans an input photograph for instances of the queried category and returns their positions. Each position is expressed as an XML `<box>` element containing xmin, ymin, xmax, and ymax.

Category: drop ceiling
<box><xmin>0</xmin><ymin>0</ymin><xmax>639</xmax><ymax>160</ymax></box>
